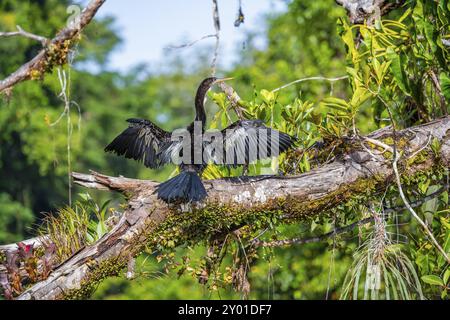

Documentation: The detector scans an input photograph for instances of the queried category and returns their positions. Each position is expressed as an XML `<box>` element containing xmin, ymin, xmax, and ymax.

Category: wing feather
<box><xmin>105</xmin><ymin>118</ymin><xmax>171</xmax><ymax>168</ymax></box>
<box><xmin>205</xmin><ymin>119</ymin><xmax>296</xmax><ymax>167</ymax></box>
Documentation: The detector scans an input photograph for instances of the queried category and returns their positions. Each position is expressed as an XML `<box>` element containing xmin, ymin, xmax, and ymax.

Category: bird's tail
<box><xmin>156</xmin><ymin>171</ymin><xmax>207</xmax><ymax>203</ymax></box>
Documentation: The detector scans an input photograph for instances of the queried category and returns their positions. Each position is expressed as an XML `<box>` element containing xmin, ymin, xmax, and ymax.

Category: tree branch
<box><xmin>0</xmin><ymin>0</ymin><xmax>106</xmax><ymax>94</ymax></box>
<box><xmin>217</xmin><ymin>82</ymin><xmax>245</xmax><ymax>119</ymax></box>
<box><xmin>211</xmin><ymin>0</ymin><xmax>221</xmax><ymax>76</ymax></box>
<box><xmin>165</xmin><ymin>34</ymin><xmax>217</xmax><ymax>50</ymax></box>
<box><xmin>9</xmin><ymin>116</ymin><xmax>449</xmax><ymax>300</ymax></box>
<box><xmin>271</xmin><ymin>75</ymin><xmax>349</xmax><ymax>93</ymax></box>
<box><xmin>335</xmin><ymin>0</ymin><xmax>406</xmax><ymax>24</ymax></box>
<box><xmin>0</xmin><ymin>25</ymin><xmax>48</xmax><ymax>45</ymax></box>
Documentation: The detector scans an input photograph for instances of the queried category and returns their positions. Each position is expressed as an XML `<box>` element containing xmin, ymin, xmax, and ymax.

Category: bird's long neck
<box><xmin>194</xmin><ymin>82</ymin><xmax>210</xmax><ymax>126</ymax></box>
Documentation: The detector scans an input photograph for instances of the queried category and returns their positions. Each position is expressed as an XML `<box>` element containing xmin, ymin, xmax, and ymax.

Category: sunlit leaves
<box><xmin>440</xmin><ymin>72</ymin><xmax>450</xmax><ymax>101</ymax></box>
<box><xmin>260</xmin><ymin>89</ymin><xmax>275</xmax><ymax>104</ymax></box>
<box><xmin>421</xmin><ymin>275</ymin><xmax>444</xmax><ymax>286</ymax></box>
<box><xmin>386</xmin><ymin>47</ymin><xmax>410</xmax><ymax>95</ymax></box>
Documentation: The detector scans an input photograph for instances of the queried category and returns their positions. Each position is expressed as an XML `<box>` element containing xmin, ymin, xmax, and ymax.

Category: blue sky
<box><xmin>82</xmin><ymin>0</ymin><xmax>287</xmax><ymax>72</ymax></box>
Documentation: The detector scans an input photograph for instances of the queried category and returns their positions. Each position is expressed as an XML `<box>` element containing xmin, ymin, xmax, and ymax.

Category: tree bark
<box><xmin>0</xmin><ymin>0</ymin><xmax>106</xmax><ymax>93</ymax></box>
<box><xmin>10</xmin><ymin>116</ymin><xmax>449</xmax><ymax>300</ymax></box>
<box><xmin>335</xmin><ymin>0</ymin><xmax>405</xmax><ymax>24</ymax></box>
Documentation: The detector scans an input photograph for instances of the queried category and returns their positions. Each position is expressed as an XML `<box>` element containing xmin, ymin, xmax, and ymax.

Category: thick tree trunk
<box><xmin>9</xmin><ymin>116</ymin><xmax>449</xmax><ymax>300</ymax></box>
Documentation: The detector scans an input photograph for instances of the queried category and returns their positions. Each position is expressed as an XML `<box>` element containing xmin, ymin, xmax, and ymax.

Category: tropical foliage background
<box><xmin>0</xmin><ymin>0</ymin><xmax>449</xmax><ymax>299</ymax></box>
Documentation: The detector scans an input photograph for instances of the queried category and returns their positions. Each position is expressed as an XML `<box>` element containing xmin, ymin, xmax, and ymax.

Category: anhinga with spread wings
<box><xmin>105</xmin><ymin>77</ymin><xmax>296</xmax><ymax>203</ymax></box>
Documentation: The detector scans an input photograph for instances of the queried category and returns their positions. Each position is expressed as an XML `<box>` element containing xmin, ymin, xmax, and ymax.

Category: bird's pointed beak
<box><xmin>214</xmin><ymin>77</ymin><xmax>234</xmax><ymax>84</ymax></box>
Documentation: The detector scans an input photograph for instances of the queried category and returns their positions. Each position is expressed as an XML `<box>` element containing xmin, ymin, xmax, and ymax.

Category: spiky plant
<box><xmin>340</xmin><ymin>210</ymin><xmax>424</xmax><ymax>300</ymax></box>
<box><xmin>40</xmin><ymin>193</ymin><xmax>112</xmax><ymax>263</ymax></box>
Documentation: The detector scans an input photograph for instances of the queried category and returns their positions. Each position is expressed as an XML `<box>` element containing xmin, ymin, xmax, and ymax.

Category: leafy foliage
<box><xmin>40</xmin><ymin>193</ymin><xmax>112</xmax><ymax>263</ymax></box>
<box><xmin>0</xmin><ymin>193</ymin><xmax>33</xmax><ymax>243</ymax></box>
<box><xmin>0</xmin><ymin>0</ymin><xmax>449</xmax><ymax>300</ymax></box>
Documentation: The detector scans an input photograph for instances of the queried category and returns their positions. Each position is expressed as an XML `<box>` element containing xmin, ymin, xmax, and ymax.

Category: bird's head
<box><xmin>213</xmin><ymin>76</ymin><xmax>234</xmax><ymax>85</ymax></box>
<box><xmin>199</xmin><ymin>76</ymin><xmax>234</xmax><ymax>91</ymax></box>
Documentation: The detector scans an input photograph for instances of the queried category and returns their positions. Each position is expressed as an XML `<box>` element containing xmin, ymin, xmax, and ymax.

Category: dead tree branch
<box><xmin>211</xmin><ymin>0</ymin><xmax>221</xmax><ymax>76</ymax></box>
<box><xmin>0</xmin><ymin>25</ymin><xmax>48</xmax><ymax>45</ymax></box>
<box><xmin>9</xmin><ymin>116</ymin><xmax>449</xmax><ymax>300</ymax></box>
<box><xmin>165</xmin><ymin>34</ymin><xmax>217</xmax><ymax>50</ymax></box>
<box><xmin>271</xmin><ymin>76</ymin><xmax>349</xmax><ymax>93</ymax></box>
<box><xmin>0</xmin><ymin>0</ymin><xmax>106</xmax><ymax>93</ymax></box>
<box><xmin>217</xmin><ymin>82</ymin><xmax>245</xmax><ymax>119</ymax></box>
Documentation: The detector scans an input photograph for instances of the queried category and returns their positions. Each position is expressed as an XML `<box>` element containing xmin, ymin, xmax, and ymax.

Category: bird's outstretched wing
<box><xmin>105</xmin><ymin>118</ymin><xmax>171</xmax><ymax>168</ymax></box>
<box><xmin>205</xmin><ymin>119</ymin><xmax>296</xmax><ymax>167</ymax></box>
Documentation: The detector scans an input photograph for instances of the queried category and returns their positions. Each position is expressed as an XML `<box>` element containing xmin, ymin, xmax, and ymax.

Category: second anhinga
<box><xmin>105</xmin><ymin>77</ymin><xmax>296</xmax><ymax>203</ymax></box>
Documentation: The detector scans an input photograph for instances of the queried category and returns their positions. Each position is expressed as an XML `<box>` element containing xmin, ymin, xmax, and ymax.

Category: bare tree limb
<box><xmin>0</xmin><ymin>25</ymin><xmax>48</xmax><ymax>45</ymax></box>
<box><xmin>163</xmin><ymin>0</ymin><xmax>221</xmax><ymax>76</ymax></box>
<box><xmin>217</xmin><ymin>82</ymin><xmax>245</xmax><ymax>119</ymax></box>
<box><xmin>10</xmin><ymin>116</ymin><xmax>449</xmax><ymax>300</ymax></box>
<box><xmin>0</xmin><ymin>0</ymin><xmax>106</xmax><ymax>93</ymax></box>
<box><xmin>211</xmin><ymin>0</ymin><xmax>221</xmax><ymax>76</ymax></box>
<box><xmin>165</xmin><ymin>34</ymin><xmax>217</xmax><ymax>50</ymax></box>
<box><xmin>271</xmin><ymin>76</ymin><xmax>349</xmax><ymax>93</ymax></box>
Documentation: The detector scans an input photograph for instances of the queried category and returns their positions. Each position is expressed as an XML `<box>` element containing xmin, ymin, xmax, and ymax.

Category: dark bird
<box><xmin>105</xmin><ymin>77</ymin><xmax>296</xmax><ymax>203</ymax></box>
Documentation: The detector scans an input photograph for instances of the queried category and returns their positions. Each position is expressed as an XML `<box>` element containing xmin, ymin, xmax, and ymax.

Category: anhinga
<box><xmin>105</xmin><ymin>77</ymin><xmax>296</xmax><ymax>203</ymax></box>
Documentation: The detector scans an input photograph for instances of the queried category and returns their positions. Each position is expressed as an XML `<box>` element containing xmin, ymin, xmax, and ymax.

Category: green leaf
<box><xmin>443</xmin><ymin>268</ymin><xmax>450</xmax><ymax>284</ymax></box>
<box><xmin>341</xmin><ymin>24</ymin><xmax>357</xmax><ymax>62</ymax></box>
<box><xmin>421</xmin><ymin>275</ymin><xmax>444</xmax><ymax>286</ymax></box>
<box><xmin>221</xmin><ymin>111</ymin><xmax>228</xmax><ymax>128</ymax></box>
<box><xmin>441</xmin><ymin>217</ymin><xmax>450</xmax><ymax>230</ymax></box>
<box><xmin>96</xmin><ymin>222</ymin><xmax>105</xmax><ymax>239</ymax></box>
<box><xmin>440</xmin><ymin>73</ymin><xmax>450</xmax><ymax>101</ymax></box>
<box><xmin>310</xmin><ymin>220</ymin><xmax>318</xmax><ymax>232</ymax></box>
<box><xmin>386</xmin><ymin>47</ymin><xmax>410</xmax><ymax>95</ymax></box>
<box><xmin>258</xmin><ymin>108</ymin><xmax>267</xmax><ymax>121</ymax></box>
<box><xmin>398</xmin><ymin>7</ymin><xmax>412</xmax><ymax>23</ymax></box>
<box><xmin>418</xmin><ymin>178</ymin><xmax>430</xmax><ymax>194</ymax></box>
<box><xmin>430</xmin><ymin>137</ymin><xmax>441</xmax><ymax>155</ymax></box>
<box><xmin>422</xmin><ymin>20</ymin><xmax>438</xmax><ymax>53</ymax></box>
<box><xmin>437</xmin><ymin>230</ymin><xmax>450</xmax><ymax>268</ymax></box>
<box><xmin>210</xmin><ymin>92</ymin><xmax>227</xmax><ymax>110</ymax></box>
<box><xmin>442</xmin><ymin>191</ymin><xmax>449</xmax><ymax>206</ymax></box>
<box><xmin>321</xmin><ymin>97</ymin><xmax>349</xmax><ymax>112</ymax></box>
<box><xmin>78</xmin><ymin>193</ymin><xmax>91</xmax><ymax>202</ymax></box>
<box><xmin>350</xmin><ymin>87</ymin><xmax>372</xmax><ymax>108</ymax></box>
<box><xmin>260</xmin><ymin>89</ymin><xmax>275</xmax><ymax>104</ymax></box>
<box><xmin>372</xmin><ymin>57</ymin><xmax>382</xmax><ymax>83</ymax></box>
